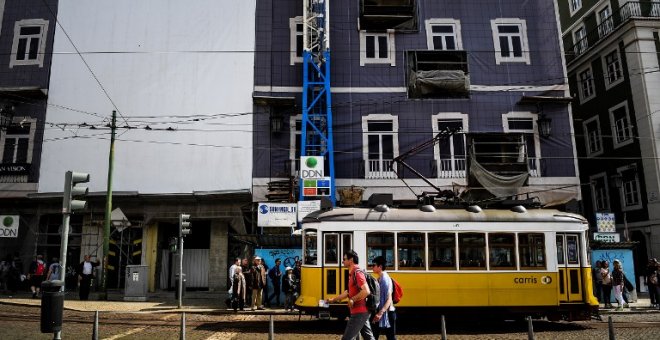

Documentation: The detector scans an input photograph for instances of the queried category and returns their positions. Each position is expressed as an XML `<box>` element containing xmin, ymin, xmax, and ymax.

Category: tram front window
<box><xmin>304</xmin><ymin>230</ymin><xmax>318</xmax><ymax>265</ymax></box>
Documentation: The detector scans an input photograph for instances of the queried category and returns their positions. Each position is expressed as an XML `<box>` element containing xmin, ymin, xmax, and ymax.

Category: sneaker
<box><xmin>616</xmin><ymin>306</ymin><xmax>624</xmax><ymax>311</ymax></box>
<box><xmin>624</xmin><ymin>304</ymin><xmax>630</xmax><ymax>308</ymax></box>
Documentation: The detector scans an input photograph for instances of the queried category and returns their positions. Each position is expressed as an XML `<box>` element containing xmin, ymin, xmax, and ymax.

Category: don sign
<box><xmin>0</xmin><ymin>215</ymin><xmax>19</xmax><ymax>238</ymax></box>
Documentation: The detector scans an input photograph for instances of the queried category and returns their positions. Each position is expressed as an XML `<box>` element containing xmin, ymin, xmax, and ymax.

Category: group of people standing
<box><xmin>593</xmin><ymin>259</ymin><xmax>631</xmax><ymax>310</ymax></box>
<box><xmin>327</xmin><ymin>250</ymin><xmax>397</xmax><ymax>340</ymax></box>
<box><xmin>227</xmin><ymin>256</ymin><xmax>301</xmax><ymax>312</ymax></box>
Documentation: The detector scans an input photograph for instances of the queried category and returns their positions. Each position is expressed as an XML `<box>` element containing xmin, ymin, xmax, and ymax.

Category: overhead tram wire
<box><xmin>40</xmin><ymin>0</ymin><xmax>129</xmax><ymax>126</ymax></box>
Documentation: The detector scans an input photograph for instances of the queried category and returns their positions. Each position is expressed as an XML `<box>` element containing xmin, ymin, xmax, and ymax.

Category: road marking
<box><xmin>205</xmin><ymin>332</ymin><xmax>238</xmax><ymax>340</ymax></box>
<box><xmin>102</xmin><ymin>327</ymin><xmax>147</xmax><ymax>340</ymax></box>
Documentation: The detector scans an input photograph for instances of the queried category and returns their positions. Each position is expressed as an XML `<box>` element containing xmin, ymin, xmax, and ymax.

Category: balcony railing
<box><xmin>569</xmin><ymin>1</ymin><xmax>660</xmax><ymax>63</ymax></box>
<box><xmin>437</xmin><ymin>158</ymin><xmax>466</xmax><ymax>179</ymax></box>
<box><xmin>365</xmin><ymin>159</ymin><xmax>397</xmax><ymax>179</ymax></box>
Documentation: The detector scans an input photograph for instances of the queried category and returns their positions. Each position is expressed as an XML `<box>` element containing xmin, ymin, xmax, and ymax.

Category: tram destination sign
<box><xmin>594</xmin><ymin>232</ymin><xmax>620</xmax><ymax>243</ymax></box>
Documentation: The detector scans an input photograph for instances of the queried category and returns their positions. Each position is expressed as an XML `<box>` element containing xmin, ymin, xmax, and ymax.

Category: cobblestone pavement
<box><xmin>1</xmin><ymin>303</ymin><xmax>660</xmax><ymax>340</ymax></box>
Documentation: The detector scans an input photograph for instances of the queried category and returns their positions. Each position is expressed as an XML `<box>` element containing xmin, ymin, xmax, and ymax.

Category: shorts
<box><xmin>31</xmin><ymin>275</ymin><xmax>45</xmax><ymax>287</ymax></box>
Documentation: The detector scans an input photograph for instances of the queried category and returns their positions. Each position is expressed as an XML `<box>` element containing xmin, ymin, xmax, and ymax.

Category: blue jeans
<box><xmin>342</xmin><ymin>312</ymin><xmax>375</xmax><ymax>340</ymax></box>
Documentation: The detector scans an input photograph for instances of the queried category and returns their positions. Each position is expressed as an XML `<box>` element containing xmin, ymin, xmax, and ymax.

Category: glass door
<box><xmin>323</xmin><ymin>232</ymin><xmax>353</xmax><ymax>300</ymax></box>
<box><xmin>556</xmin><ymin>233</ymin><xmax>583</xmax><ymax>302</ymax></box>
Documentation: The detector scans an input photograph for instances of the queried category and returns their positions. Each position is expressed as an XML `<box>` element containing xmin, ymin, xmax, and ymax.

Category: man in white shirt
<box><xmin>226</xmin><ymin>258</ymin><xmax>241</xmax><ymax>307</ymax></box>
<box><xmin>77</xmin><ymin>255</ymin><xmax>100</xmax><ymax>300</ymax></box>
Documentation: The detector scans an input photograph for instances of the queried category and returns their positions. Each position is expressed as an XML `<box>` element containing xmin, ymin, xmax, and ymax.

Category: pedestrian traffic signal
<box><xmin>63</xmin><ymin>171</ymin><xmax>90</xmax><ymax>214</ymax></box>
<box><xmin>169</xmin><ymin>237</ymin><xmax>178</xmax><ymax>253</ymax></box>
<box><xmin>179</xmin><ymin>213</ymin><xmax>191</xmax><ymax>237</ymax></box>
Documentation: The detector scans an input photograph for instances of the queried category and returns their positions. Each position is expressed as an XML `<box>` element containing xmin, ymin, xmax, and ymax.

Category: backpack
<box><xmin>353</xmin><ymin>269</ymin><xmax>380</xmax><ymax>313</ymax></box>
<box><xmin>35</xmin><ymin>261</ymin><xmax>45</xmax><ymax>276</ymax></box>
<box><xmin>391</xmin><ymin>277</ymin><xmax>403</xmax><ymax>304</ymax></box>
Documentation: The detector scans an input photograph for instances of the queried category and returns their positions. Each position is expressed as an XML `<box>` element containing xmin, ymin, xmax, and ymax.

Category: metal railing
<box><xmin>569</xmin><ymin>1</ymin><xmax>660</xmax><ymax>63</ymax></box>
<box><xmin>437</xmin><ymin>158</ymin><xmax>466</xmax><ymax>179</ymax></box>
<box><xmin>365</xmin><ymin>159</ymin><xmax>397</xmax><ymax>179</ymax></box>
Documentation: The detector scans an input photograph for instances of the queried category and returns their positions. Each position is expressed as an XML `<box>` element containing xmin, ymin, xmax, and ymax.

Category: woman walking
<box><xmin>612</xmin><ymin>260</ymin><xmax>626</xmax><ymax>311</ymax></box>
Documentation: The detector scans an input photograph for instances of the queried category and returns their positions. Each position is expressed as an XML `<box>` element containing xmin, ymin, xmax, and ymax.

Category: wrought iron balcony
<box><xmin>568</xmin><ymin>1</ymin><xmax>660</xmax><ymax>63</ymax></box>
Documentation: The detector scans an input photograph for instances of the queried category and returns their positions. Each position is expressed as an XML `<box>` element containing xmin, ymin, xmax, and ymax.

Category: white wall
<box><xmin>39</xmin><ymin>0</ymin><xmax>255</xmax><ymax>193</ymax></box>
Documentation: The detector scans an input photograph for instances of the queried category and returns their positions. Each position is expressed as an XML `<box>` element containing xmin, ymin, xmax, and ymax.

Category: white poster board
<box><xmin>297</xmin><ymin>200</ymin><xmax>321</xmax><ymax>222</ymax></box>
<box><xmin>257</xmin><ymin>203</ymin><xmax>297</xmax><ymax>227</ymax></box>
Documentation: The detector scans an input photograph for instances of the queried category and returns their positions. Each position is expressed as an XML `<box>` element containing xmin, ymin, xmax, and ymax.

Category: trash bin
<box><xmin>175</xmin><ymin>273</ymin><xmax>186</xmax><ymax>299</ymax></box>
<box><xmin>40</xmin><ymin>280</ymin><xmax>64</xmax><ymax>333</ymax></box>
<box><xmin>124</xmin><ymin>265</ymin><xmax>149</xmax><ymax>302</ymax></box>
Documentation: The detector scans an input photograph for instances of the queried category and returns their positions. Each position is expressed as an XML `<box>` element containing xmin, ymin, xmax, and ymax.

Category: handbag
<box><xmin>623</xmin><ymin>274</ymin><xmax>634</xmax><ymax>292</ymax></box>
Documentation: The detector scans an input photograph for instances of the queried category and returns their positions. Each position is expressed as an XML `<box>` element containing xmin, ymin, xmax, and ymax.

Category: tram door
<box><xmin>556</xmin><ymin>233</ymin><xmax>583</xmax><ymax>302</ymax></box>
<box><xmin>322</xmin><ymin>232</ymin><xmax>353</xmax><ymax>300</ymax></box>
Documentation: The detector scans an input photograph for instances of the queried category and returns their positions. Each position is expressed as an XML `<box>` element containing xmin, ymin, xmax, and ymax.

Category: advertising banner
<box><xmin>257</xmin><ymin>203</ymin><xmax>297</xmax><ymax>227</ymax></box>
<box><xmin>0</xmin><ymin>215</ymin><xmax>19</xmax><ymax>238</ymax></box>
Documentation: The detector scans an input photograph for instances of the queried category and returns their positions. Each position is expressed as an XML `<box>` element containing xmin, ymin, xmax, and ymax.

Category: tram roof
<box><xmin>302</xmin><ymin>207</ymin><xmax>587</xmax><ymax>224</ymax></box>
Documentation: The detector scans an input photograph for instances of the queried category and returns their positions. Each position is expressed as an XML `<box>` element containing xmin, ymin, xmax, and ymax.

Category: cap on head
<box><xmin>254</xmin><ymin>256</ymin><xmax>261</xmax><ymax>260</ymax></box>
<box><xmin>285</xmin><ymin>266</ymin><xmax>292</xmax><ymax>271</ymax></box>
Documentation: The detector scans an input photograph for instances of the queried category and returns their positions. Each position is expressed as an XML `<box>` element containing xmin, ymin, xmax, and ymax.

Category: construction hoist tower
<box><xmin>299</xmin><ymin>0</ymin><xmax>336</xmax><ymax>205</ymax></box>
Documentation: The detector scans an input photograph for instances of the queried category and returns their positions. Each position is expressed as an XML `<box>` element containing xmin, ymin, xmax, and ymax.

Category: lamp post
<box><xmin>0</xmin><ymin>104</ymin><xmax>14</xmax><ymax>131</ymax></box>
<box><xmin>611</xmin><ymin>173</ymin><xmax>630</xmax><ymax>241</ymax></box>
<box><xmin>537</xmin><ymin>114</ymin><xmax>552</xmax><ymax>138</ymax></box>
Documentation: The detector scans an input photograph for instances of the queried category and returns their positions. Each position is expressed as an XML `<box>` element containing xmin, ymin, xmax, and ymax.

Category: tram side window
<box><xmin>429</xmin><ymin>232</ymin><xmax>456</xmax><ymax>270</ymax></box>
<box><xmin>489</xmin><ymin>233</ymin><xmax>516</xmax><ymax>270</ymax></box>
<box><xmin>519</xmin><ymin>233</ymin><xmax>546</xmax><ymax>269</ymax></box>
<box><xmin>366</xmin><ymin>232</ymin><xmax>395</xmax><ymax>268</ymax></box>
<box><xmin>398</xmin><ymin>232</ymin><xmax>426</xmax><ymax>270</ymax></box>
<box><xmin>304</xmin><ymin>230</ymin><xmax>318</xmax><ymax>265</ymax></box>
<box><xmin>459</xmin><ymin>233</ymin><xmax>486</xmax><ymax>270</ymax></box>
<box><xmin>325</xmin><ymin>234</ymin><xmax>339</xmax><ymax>265</ymax></box>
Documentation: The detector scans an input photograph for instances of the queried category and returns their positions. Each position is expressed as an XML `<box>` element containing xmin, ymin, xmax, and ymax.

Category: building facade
<box><xmin>558</xmin><ymin>0</ymin><xmax>660</xmax><ymax>267</ymax></box>
<box><xmin>253</xmin><ymin>1</ymin><xmax>581</xmax><ymax>208</ymax></box>
<box><xmin>1</xmin><ymin>0</ymin><xmax>257</xmax><ymax>292</ymax></box>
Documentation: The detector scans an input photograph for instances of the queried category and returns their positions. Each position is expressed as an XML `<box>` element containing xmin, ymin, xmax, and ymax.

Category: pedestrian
<box><xmin>241</xmin><ymin>258</ymin><xmax>253</xmax><ymax>306</ymax></box>
<box><xmin>371</xmin><ymin>256</ymin><xmax>396</xmax><ymax>340</ymax></box>
<box><xmin>282</xmin><ymin>266</ymin><xmax>297</xmax><ymax>311</ymax></box>
<box><xmin>6</xmin><ymin>254</ymin><xmax>22</xmax><ymax>294</ymax></box>
<box><xmin>46</xmin><ymin>257</ymin><xmax>61</xmax><ymax>281</ymax></box>
<box><xmin>231</xmin><ymin>266</ymin><xmax>246</xmax><ymax>312</ymax></box>
<box><xmin>325</xmin><ymin>250</ymin><xmax>375</xmax><ymax>340</ymax></box>
<box><xmin>0</xmin><ymin>255</ymin><xmax>9</xmax><ymax>292</ymax></box>
<box><xmin>262</xmin><ymin>260</ymin><xmax>269</xmax><ymax>307</ymax></box>
<box><xmin>226</xmin><ymin>258</ymin><xmax>240</xmax><ymax>307</ymax></box>
<box><xmin>593</xmin><ymin>260</ymin><xmax>603</xmax><ymax>303</ymax></box>
<box><xmin>612</xmin><ymin>259</ymin><xmax>626</xmax><ymax>310</ymax></box>
<box><xmin>293</xmin><ymin>259</ymin><xmax>302</xmax><ymax>294</ymax></box>
<box><xmin>250</xmin><ymin>256</ymin><xmax>266</xmax><ymax>310</ymax></box>
<box><xmin>268</xmin><ymin>258</ymin><xmax>282</xmax><ymax>307</ymax></box>
<box><xmin>77</xmin><ymin>255</ymin><xmax>100</xmax><ymax>301</ymax></box>
<box><xmin>646</xmin><ymin>258</ymin><xmax>658</xmax><ymax>308</ymax></box>
<box><xmin>600</xmin><ymin>260</ymin><xmax>613</xmax><ymax>308</ymax></box>
<box><xmin>28</xmin><ymin>255</ymin><xmax>46</xmax><ymax>298</ymax></box>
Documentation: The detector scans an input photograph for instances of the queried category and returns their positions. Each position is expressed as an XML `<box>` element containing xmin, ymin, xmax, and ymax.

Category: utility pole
<box><xmin>101</xmin><ymin>110</ymin><xmax>117</xmax><ymax>299</ymax></box>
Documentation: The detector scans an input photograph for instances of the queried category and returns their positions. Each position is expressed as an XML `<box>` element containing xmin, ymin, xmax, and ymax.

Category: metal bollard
<box><xmin>180</xmin><ymin>312</ymin><xmax>186</xmax><ymax>340</ymax></box>
<box><xmin>527</xmin><ymin>316</ymin><xmax>535</xmax><ymax>340</ymax></box>
<box><xmin>268</xmin><ymin>314</ymin><xmax>275</xmax><ymax>340</ymax></box>
<box><xmin>92</xmin><ymin>311</ymin><xmax>99</xmax><ymax>340</ymax></box>
<box><xmin>440</xmin><ymin>315</ymin><xmax>447</xmax><ymax>340</ymax></box>
<box><xmin>608</xmin><ymin>316</ymin><xmax>616</xmax><ymax>340</ymax></box>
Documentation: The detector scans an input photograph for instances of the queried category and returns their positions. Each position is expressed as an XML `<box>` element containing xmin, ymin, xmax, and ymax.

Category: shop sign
<box><xmin>0</xmin><ymin>215</ymin><xmax>19</xmax><ymax>238</ymax></box>
<box><xmin>257</xmin><ymin>203</ymin><xmax>297</xmax><ymax>227</ymax></box>
<box><xmin>594</xmin><ymin>232</ymin><xmax>620</xmax><ymax>243</ymax></box>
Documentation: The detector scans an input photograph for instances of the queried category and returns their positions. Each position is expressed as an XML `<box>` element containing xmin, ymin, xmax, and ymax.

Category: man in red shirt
<box><xmin>326</xmin><ymin>250</ymin><xmax>375</xmax><ymax>340</ymax></box>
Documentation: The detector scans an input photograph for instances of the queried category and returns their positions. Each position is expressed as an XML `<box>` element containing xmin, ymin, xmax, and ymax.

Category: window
<box><xmin>489</xmin><ymin>233</ymin><xmax>516</xmax><ymax>270</ymax></box>
<box><xmin>569</xmin><ymin>0</ymin><xmax>582</xmax><ymax>15</ymax></box>
<box><xmin>597</xmin><ymin>4</ymin><xmax>614</xmax><ymax>38</ymax></box>
<box><xmin>617</xmin><ymin>165</ymin><xmax>642</xmax><ymax>210</ymax></box>
<box><xmin>491</xmin><ymin>19</ymin><xmax>530</xmax><ymax>64</ymax></box>
<box><xmin>366</xmin><ymin>232</ymin><xmax>395</xmax><ymax>268</ymax></box>
<box><xmin>10</xmin><ymin>19</ymin><xmax>48</xmax><ymax>68</ymax></box>
<box><xmin>289</xmin><ymin>115</ymin><xmax>302</xmax><ymax>176</ymax></box>
<box><xmin>590</xmin><ymin>173</ymin><xmax>610</xmax><ymax>212</ymax></box>
<box><xmin>303</xmin><ymin>229</ymin><xmax>318</xmax><ymax>265</ymax></box>
<box><xmin>324</xmin><ymin>234</ymin><xmax>339</xmax><ymax>265</ymax></box>
<box><xmin>459</xmin><ymin>233</ymin><xmax>486</xmax><ymax>270</ymax></box>
<box><xmin>573</xmin><ymin>26</ymin><xmax>588</xmax><ymax>55</ymax></box>
<box><xmin>433</xmin><ymin>113</ymin><xmax>467</xmax><ymax>178</ymax></box>
<box><xmin>609</xmin><ymin>101</ymin><xmax>633</xmax><ymax>148</ymax></box>
<box><xmin>425</xmin><ymin>19</ymin><xmax>462</xmax><ymax>50</ymax></box>
<box><xmin>578</xmin><ymin>66</ymin><xmax>595</xmax><ymax>102</ymax></box>
<box><xmin>583</xmin><ymin>116</ymin><xmax>603</xmax><ymax>156</ymax></box>
<box><xmin>362</xmin><ymin>114</ymin><xmax>398</xmax><ymax>179</ymax></box>
<box><xmin>406</xmin><ymin>50</ymin><xmax>469</xmax><ymax>98</ymax></box>
<box><xmin>519</xmin><ymin>233</ymin><xmax>545</xmax><ymax>269</ymax></box>
<box><xmin>603</xmin><ymin>49</ymin><xmax>623</xmax><ymax>88</ymax></box>
<box><xmin>360</xmin><ymin>31</ymin><xmax>396</xmax><ymax>66</ymax></box>
<box><xmin>503</xmin><ymin>112</ymin><xmax>541</xmax><ymax>177</ymax></box>
<box><xmin>289</xmin><ymin>17</ymin><xmax>304</xmax><ymax>65</ymax></box>
<box><xmin>398</xmin><ymin>232</ymin><xmax>425</xmax><ymax>270</ymax></box>
<box><xmin>1</xmin><ymin>123</ymin><xmax>31</xmax><ymax>164</ymax></box>
<box><xmin>429</xmin><ymin>232</ymin><xmax>456</xmax><ymax>270</ymax></box>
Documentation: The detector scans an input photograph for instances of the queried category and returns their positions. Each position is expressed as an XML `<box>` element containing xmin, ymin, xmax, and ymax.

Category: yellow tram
<box><xmin>295</xmin><ymin>206</ymin><xmax>599</xmax><ymax>320</ymax></box>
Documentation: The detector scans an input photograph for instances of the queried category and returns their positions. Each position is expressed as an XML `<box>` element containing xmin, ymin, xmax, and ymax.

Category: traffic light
<box><xmin>179</xmin><ymin>213</ymin><xmax>191</xmax><ymax>237</ymax></box>
<box><xmin>63</xmin><ymin>171</ymin><xmax>90</xmax><ymax>214</ymax></box>
<box><xmin>168</xmin><ymin>237</ymin><xmax>178</xmax><ymax>253</ymax></box>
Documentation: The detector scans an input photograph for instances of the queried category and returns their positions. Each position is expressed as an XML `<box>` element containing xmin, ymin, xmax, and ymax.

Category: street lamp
<box><xmin>537</xmin><ymin>114</ymin><xmax>552</xmax><ymax>138</ymax></box>
<box><xmin>0</xmin><ymin>104</ymin><xmax>14</xmax><ymax>131</ymax></box>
